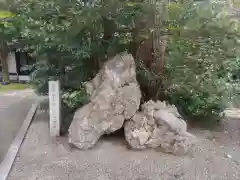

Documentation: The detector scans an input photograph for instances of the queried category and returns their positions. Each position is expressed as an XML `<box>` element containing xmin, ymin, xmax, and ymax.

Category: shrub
<box><xmin>168</xmin><ymin>88</ymin><xmax>225</xmax><ymax>127</ymax></box>
<box><xmin>61</xmin><ymin>87</ymin><xmax>89</xmax><ymax>134</ymax></box>
<box><xmin>164</xmin><ymin>1</ymin><xmax>240</xmax><ymax>124</ymax></box>
<box><xmin>62</xmin><ymin>87</ymin><xmax>89</xmax><ymax>110</ymax></box>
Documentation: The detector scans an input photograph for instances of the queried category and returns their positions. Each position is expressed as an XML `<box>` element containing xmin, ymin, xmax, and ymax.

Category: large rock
<box><xmin>68</xmin><ymin>53</ymin><xmax>141</xmax><ymax>149</ymax></box>
<box><xmin>125</xmin><ymin>100</ymin><xmax>196</xmax><ymax>155</ymax></box>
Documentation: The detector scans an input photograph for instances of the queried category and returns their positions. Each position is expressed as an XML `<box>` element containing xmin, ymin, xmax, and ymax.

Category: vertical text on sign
<box><xmin>49</xmin><ymin>80</ymin><xmax>61</xmax><ymax>136</ymax></box>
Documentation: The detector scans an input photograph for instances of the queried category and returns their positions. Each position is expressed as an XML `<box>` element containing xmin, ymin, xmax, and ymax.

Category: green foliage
<box><xmin>136</xmin><ymin>0</ymin><xmax>240</xmax><ymax>125</ymax></box>
<box><xmin>164</xmin><ymin>0</ymin><xmax>240</xmax><ymax>123</ymax></box>
<box><xmin>169</xmin><ymin>89</ymin><xmax>225</xmax><ymax>127</ymax></box>
<box><xmin>61</xmin><ymin>87</ymin><xmax>89</xmax><ymax>134</ymax></box>
<box><xmin>62</xmin><ymin>87</ymin><xmax>89</xmax><ymax>110</ymax></box>
<box><xmin>4</xmin><ymin>0</ymin><xmax>238</xmax><ymax>127</ymax></box>
<box><xmin>11</xmin><ymin>0</ymin><xmax>154</xmax><ymax>132</ymax></box>
<box><xmin>0</xmin><ymin>9</ymin><xmax>18</xmax><ymax>41</ymax></box>
<box><xmin>12</xmin><ymin>0</ymin><xmax>149</xmax><ymax>95</ymax></box>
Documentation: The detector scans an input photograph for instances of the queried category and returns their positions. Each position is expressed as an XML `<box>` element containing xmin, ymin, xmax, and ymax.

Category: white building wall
<box><xmin>19</xmin><ymin>75</ymin><xmax>30</xmax><ymax>81</ymax></box>
<box><xmin>2</xmin><ymin>52</ymin><xmax>30</xmax><ymax>82</ymax></box>
<box><xmin>7</xmin><ymin>52</ymin><xmax>17</xmax><ymax>73</ymax></box>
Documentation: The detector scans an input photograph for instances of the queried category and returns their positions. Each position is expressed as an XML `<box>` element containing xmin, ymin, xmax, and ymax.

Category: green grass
<box><xmin>0</xmin><ymin>83</ymin><xmax>32</xmax><ymax>92</ymax></box>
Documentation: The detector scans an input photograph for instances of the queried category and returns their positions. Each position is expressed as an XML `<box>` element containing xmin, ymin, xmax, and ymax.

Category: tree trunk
<box><xmin>0</xmin><ymin>39</ymin><xmax>9</xmax><ymax>83</ymax></box>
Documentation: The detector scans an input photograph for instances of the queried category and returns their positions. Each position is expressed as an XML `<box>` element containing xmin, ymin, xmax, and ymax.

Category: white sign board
<box><xmin>49</xmin><ymin>80</ymin><xmax>61</xmax><ymax>136</ymax></box>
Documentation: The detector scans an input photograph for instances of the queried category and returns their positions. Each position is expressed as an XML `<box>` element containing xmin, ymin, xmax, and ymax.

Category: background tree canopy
<box><xmin>11</xmin><ymin>0</ymin><xmax>153</xmax><ymax>94</ymax></box>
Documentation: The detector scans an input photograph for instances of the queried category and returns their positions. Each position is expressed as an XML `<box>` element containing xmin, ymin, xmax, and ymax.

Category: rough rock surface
<box><xmin>68</xmin><ymin>53</ymin><xmax>141</xmax><ymax>149</ymax></box>
<box><xmin>125</xmin><ymin>100</ymin><xmax>196</xmax><ymax>155</ymax></box>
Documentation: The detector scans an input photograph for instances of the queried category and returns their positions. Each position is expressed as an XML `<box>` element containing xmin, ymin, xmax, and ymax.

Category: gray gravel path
<box><xmin>0</xmin><ymin>89</ymin><xmax>35</xmax><ymax>162</ymax></box>
<box><xmin>7</xmin><ymin>109</ymin><xmax>240</xmax><ymax>180</ymax></box>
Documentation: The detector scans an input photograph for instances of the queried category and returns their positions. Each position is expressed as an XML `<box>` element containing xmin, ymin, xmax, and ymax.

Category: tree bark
<box><xmin>0</xmin><ymin>39</ymin><xmax>9</xmax><ymax>83</ymax></box>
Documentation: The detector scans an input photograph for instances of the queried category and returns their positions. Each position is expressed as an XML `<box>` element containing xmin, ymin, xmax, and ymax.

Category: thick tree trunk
<box><xmin>151</xmin><ymin>0</ymin><xmax>168</xmax><ymax>73</ymax></box>
<box><xmin>0</xmin><ymin>39</ymin><xmax>9</xmax><ymax>83</ymax></box>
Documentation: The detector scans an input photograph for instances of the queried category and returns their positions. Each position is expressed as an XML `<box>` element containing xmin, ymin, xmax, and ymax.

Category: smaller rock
<box><xmin>153</xmin><ymin>110</ymin><xmax>187</xmax><ymax>132</ymax></box>
<box><xmin>225</xmin><ymin>154</ymin><xmax>232</xmax><ymax>159</ymax></box>
<box><xmin>124</xmin><ymin>100</ymin><xmax>196</xmax><ymax>155</ymax></box>
<box><xmin>135</xmin><ymin>128</ymin><xmax>150</xmax><ymax>145</ymax></box>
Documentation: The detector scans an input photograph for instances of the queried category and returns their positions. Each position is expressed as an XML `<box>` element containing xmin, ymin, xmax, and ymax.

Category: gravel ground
<box><xmin>7</xmin><ymin>109</ymin><xmax>240</xmax><ymax>180</ymax></box>
<box><xmin>0</xmin><ymin>89</ymin><xmax>35</xmax><ymax>162</ymax></box>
